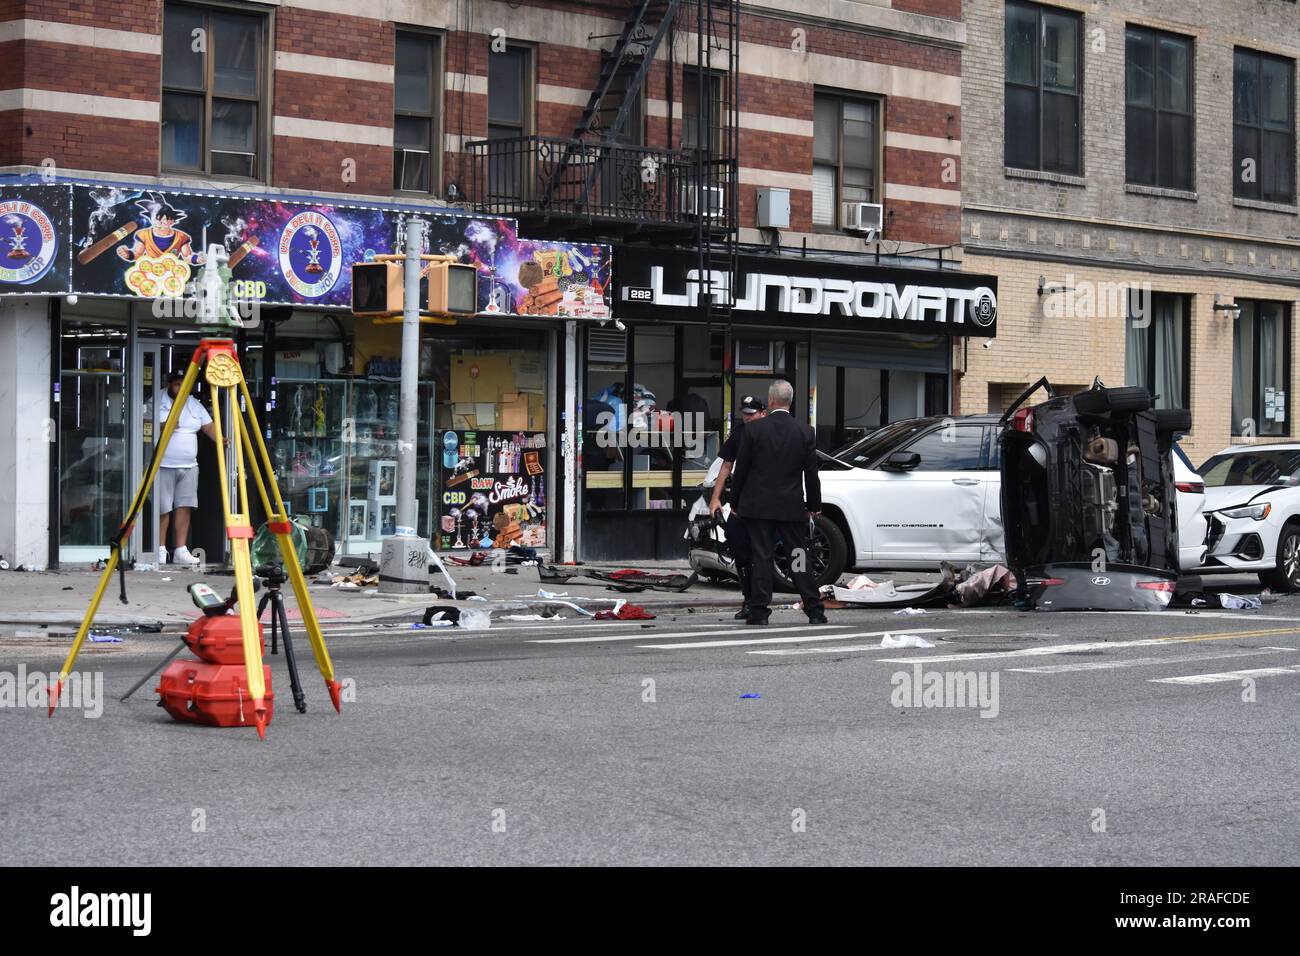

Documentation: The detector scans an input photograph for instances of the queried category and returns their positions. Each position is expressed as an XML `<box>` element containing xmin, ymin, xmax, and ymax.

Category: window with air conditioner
<box><xmin>812</xmin><ymin>93</ymin><xmax>879</xmax><ymax>229</ymax></box>
<box><xmin>394</xmin><ymin>30</ymin><xmax>442</xmax><ymax>194</ymax></box>
<box><xmin>161</xmin><ymin>2</ymin><xmax>267</xmax><ymax>180</ymax></box>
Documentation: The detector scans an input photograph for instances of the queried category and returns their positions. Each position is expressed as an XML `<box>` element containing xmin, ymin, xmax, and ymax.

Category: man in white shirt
<box><xmin>156</xmin><ymin>371</ymin><xmax>218</xmax><ymax>565</ymax></box>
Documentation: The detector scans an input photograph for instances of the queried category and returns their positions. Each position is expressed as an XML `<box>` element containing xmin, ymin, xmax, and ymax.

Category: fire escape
<box><xmin>466</xmin><ymin>0</ymin><xmax>739</xmax><ymax>325</ymax></box>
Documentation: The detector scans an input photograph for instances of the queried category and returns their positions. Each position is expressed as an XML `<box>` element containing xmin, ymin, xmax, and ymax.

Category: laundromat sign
<box><xmin>0</xmin><ymin>180</ymin><xmax>611</xmax><ymax>318</ymax></box>
<box><xmin>614</xmin><ymin>247</ymin><xmax>997</xmax><ymax>337</ymax></box>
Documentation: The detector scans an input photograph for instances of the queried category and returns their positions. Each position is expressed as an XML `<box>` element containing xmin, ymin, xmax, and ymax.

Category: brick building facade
<box><xmin>958</xmin><ymin>0</ymin><xmax>1300</xmax><ymax>461</ymax></box>
<box><xmin>0</xmin><ymin>0</ymin><xmax>966</xmax><ymax>247</ymax></box>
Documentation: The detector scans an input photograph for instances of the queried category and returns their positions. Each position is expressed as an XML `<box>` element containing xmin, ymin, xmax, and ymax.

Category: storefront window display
<box><xmin>583</xmin><ymin>324</ymin><xmax>725</xmax><ymax>512</ymax></box>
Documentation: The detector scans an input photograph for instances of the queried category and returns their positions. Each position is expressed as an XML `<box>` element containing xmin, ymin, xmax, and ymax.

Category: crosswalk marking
<box><xmin>533</xmin><ymin>623</ymin><xmax>854</xmax><ymax>644</ymax></box>
<box><xmin>876</xmin><ymin>627</ymin><xmax>1300</xmax><ymax>665</ymax></box>
<box><xmin>1009</xmin><ymin>647</ymin><xmax>1297</xmax><ymax>674</ymax></box>
<box><xmin>1150</xmin><ymin>664</ymin><xmax>1300</xmax><ymax>685</ymax></box>
<box><xmin>640</xmin><ymin>628</ymin><xmax>953</xmax><ymax>651</ymax></box>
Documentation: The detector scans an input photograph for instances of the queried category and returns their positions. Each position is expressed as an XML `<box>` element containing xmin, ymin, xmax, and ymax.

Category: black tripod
<box><xmin>255</xmin><ymin>564</ymin><xmax>307</xmax><ymax>713</ymax></box>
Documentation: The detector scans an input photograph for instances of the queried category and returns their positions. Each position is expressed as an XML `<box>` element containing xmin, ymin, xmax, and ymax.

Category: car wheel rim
<box><xmin>1285</xmin><ymin>535</ymin><xmax>1300</xmax><ymax>583</ymax></box>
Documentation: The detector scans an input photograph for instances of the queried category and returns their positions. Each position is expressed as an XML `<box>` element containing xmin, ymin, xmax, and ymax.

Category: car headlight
<box><xmin>1220</xmin><ymin>502</ymin><xmax>1272</xmax><ymax>521</ymax></box>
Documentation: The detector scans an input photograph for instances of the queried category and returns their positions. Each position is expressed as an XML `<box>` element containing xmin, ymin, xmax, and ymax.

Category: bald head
<box><xmin>767</xmin><ymin>380</ymin><xmax>794</xmax><ymax>410</ymax></box>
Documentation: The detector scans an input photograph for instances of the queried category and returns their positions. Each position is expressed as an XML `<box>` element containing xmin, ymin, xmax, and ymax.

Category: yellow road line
<box><xmin>1155</xmin><ymin>626</ymin><xmax>1300</xmax><ymax>644</ymax></box>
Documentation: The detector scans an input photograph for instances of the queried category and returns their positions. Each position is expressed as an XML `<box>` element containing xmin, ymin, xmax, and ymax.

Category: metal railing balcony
<box><xmin>464</xmin><ymin>135</ymin><xmax>736</xmax><ymax>231</ymax></box>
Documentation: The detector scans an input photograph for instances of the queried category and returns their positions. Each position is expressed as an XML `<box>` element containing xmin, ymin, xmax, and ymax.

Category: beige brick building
<box><xmin>958</xmin><ymin>0</ymin><xmax>1300</xmax><ymax>464</ymax></box>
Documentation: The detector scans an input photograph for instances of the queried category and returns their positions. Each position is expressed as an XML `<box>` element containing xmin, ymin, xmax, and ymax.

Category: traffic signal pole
<box><xmin>397</xmin><ymin>217</ymin><xmax>423</xmax><ymax>538</ymax></box>
<box><xmin>377</xmin><ymin>218</ymin><xmax>431</xmax><ymax>593</ymax></box>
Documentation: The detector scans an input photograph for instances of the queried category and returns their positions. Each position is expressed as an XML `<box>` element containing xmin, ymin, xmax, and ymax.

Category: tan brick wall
<box><xmin>958</xmin><ymin>252</ymin><xmax>1300</xmax><ymax>463</ymax></box>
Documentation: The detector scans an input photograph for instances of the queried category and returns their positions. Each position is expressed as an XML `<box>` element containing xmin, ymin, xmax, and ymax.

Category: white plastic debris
<box><xmin>501</xmin><ymin>614</ymin><xmax>561</xmax><ymax>622</ymax></box>
<box><xmin>879</xmin><ymin>633</ymin><xmax>934</xmax><ymax>649</ymax></box>
<box><xmin>893</xmin><ymin>607</ymin><xmax>927</xmax><ymax>616</ymax></box>
<box><xmin>457</xmin><ymin>608</ymin><xmax>492</xmax><ymax>630</ymax></box>
<box><xmin>1219</xmin><ymin>593</ymin><xmax>1263</xmax><ymax>610</ymax></box>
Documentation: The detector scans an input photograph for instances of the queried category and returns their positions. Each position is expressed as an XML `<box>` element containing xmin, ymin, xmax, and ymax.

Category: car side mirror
<box><xmin>882</xmin><ymin>451</ymin><xmax>922</xmax><ymax>471</ymax></box>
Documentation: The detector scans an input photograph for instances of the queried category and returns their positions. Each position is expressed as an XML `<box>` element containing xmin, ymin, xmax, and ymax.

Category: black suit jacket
<box><xmin>731</xmin><ymin>410</ymin><xmax>821</xmax><ymax>521</ymax></box>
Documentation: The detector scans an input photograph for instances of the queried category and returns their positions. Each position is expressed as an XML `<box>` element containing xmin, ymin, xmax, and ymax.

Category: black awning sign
<box><xmin>613</xmin><ymin>249</ymin><xmax>998</xmax><ymax>337</ymax></box>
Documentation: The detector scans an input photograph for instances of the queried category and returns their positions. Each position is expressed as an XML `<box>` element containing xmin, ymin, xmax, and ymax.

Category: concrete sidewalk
<box><xmin>0</xmin><ymin>559</ymin><xmax>762</xmax><ymax>635</ymax></box>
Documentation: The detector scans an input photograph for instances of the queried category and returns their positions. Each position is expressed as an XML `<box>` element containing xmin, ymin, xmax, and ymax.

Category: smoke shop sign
<box><xmin>0</xmin><ymin>180</ymin><xmax>611</xmax><ymax>319</ymax></box>
<box><xmin>615</xmin><ymin>248</ymin><xmax>997</xmax><ymax>337</ymax></box>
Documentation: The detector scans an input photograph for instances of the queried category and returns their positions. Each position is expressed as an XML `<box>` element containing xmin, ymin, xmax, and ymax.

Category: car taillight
<box><xmin>1137</xmin><ymin>581</ymin><xmax>1176</xmax><ymax>592</ymax></box>
<box><xmin>1033</xmin><ymin>577</ymin><xmax>1066</xmax><ymax>586</ymax></box>
<box><xmin>1011</xmin><ymin>408</ymin><xmax>1035</xmax><ymax>432</ymax></box>
<box><xmin>1175</xmin><ymin>481</ymin><xmax>1204</xmax><ymax>494</ymax></box>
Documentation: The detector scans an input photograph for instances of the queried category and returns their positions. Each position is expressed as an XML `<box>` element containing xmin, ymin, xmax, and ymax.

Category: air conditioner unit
<box><xmin>842</xmin><ymin>201</ymin><xmax>884</xmax><ymax>236</ymax></box>
<box><xmin>682</xmin><ymin>185</ymin><xmax>725</xmax><ymax>219</ymax></box>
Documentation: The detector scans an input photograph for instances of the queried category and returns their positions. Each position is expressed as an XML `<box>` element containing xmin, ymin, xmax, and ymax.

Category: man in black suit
<box><xmin>731</xmin><ymin>380</ymin><xmax>827</xmax><ymax>626</ymax></box>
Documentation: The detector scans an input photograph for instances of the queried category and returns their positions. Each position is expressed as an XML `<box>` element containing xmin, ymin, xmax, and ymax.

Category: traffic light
<box><xmin>351</xmin><ymin>261</ymin><xmax>403</xmax><ymax>316</ymax></box>
<box><xmin>427</xmin><ymin>262</ymin><xmax>479</xmax><ymax>317</ymax></box>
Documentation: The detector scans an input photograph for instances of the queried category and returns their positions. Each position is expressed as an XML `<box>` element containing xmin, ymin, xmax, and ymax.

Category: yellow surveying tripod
<box><xmin>50</xmin><ymin>338</ymin><xmax>343</xmax><ymax>739</ymax></box>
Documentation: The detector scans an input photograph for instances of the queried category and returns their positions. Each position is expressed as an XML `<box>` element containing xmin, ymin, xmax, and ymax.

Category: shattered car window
<box><xmin>1199</xmin><ymin>450</ymin><xmax>1300</xmax><ymax>487</ymax></box>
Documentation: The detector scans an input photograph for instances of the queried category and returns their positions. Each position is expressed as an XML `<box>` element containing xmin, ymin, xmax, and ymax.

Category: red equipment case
<box><xmin>184</xmin><ymin>614</ymin><xmax>264</xmax><ymax>664</ymax></box>
<box><xmin>157</xmin><ymin>659</ymin><xmax>275</xmax><ymax>728</ymax></box>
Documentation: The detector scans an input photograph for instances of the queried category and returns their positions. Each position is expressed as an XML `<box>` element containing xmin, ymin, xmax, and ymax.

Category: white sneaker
<box><xmin>173</xmin><ymin>546</ymin><xmax>201</xmax><ymax>566</ymax></box>
<box><xmin>158</xmin><ymin>546</ymin><xmax>169</xmax><ymax>565</ymax></box>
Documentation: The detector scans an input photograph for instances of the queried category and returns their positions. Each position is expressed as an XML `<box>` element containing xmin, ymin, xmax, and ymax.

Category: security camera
<box><xmin>982</xmin><ymin>339</ymin><xmax>994</xmax><ymax>349</ymax></box>
<box><xmin>614</xmin><ymin>319</ymin><xmax>627</xmax><ymax>332</ymax></box>
<box><xmin>66</xmin><ymin>294</ymin><xmax>78</xmax><ymax>305</ymax></box>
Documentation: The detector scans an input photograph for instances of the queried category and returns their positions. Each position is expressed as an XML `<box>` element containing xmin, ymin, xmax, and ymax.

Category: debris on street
<box><xmin>880</xmin><ymin>634</ymin><xmax>935</xmax><ymax>648</ymax></box>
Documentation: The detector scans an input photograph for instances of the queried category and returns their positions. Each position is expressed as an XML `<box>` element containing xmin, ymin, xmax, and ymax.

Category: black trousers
<box><xmin>746</xmin><ymin>516</ymin><xmax>824</xmax><ymax>619</ymax></box>
<box><xmin>725</xmin><ymin>511</ymin><xmax>752</xmax><ymax>564</ymax></box>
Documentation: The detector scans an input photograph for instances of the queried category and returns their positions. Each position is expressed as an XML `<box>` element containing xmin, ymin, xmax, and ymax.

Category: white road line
<box><xmin>877</xmin><ymin>632</ymin><xmax>1300</xmax><ymax>665</ymax></box>
<box><xmin>640</xmin><ymin>628</ymin><xmax>954</xmax><ymax>650</ymax></box>
<box><xmin>749</xmin><ymin>632</ymin><xmax>1062</xmax><ymax>657</ymax></box>
<box><xmin>533</xmin><ymin>623</ymin><xmax>854</xmax><ymax>644</ymax></box>
<box><xmin>1009</xmin><ymin>647</ymin><xmax>1297</xmax><ymax>674</ymax></box>
<box><xmin>1150</xmin><ymin>664</ymin><xmax>1300</xmax><ymax>685</ymax></box>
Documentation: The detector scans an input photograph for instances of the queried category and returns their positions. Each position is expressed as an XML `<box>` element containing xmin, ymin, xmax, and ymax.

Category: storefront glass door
<box><xmin>58</xmin><ymin>320</ymin><xmax>129</xmax><ymax>563</ymax></box>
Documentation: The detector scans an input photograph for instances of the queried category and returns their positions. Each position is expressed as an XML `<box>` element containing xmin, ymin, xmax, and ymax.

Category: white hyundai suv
<box><xmin>1197</xmin><ymin>443</ymin><xmax>1300</xmax><ymax>591</ymax></box>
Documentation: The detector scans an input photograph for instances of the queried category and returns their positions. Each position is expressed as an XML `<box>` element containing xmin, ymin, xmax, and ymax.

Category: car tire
<box><xmin>1072</xmin><ymin>386</ymin><xmax>1152</xmax><ymax>414</ymax></box>
<box><xmin>1152</xmin><ymin>408</ymin><xmax>1192</xmax><ymax>434</ymax></box>
<box><xmin>773</xmin><ymin>515</ymin><xmax>848</xmax><ymax>592</ymax></box>
<box><xmin>1259</xmin><ymin>523</ymin><xmax>1300</xmax><ymax>593</ymax></box>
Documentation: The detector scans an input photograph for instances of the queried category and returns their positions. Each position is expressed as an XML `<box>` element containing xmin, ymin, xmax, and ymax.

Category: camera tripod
<box><xmin>255</xmin><ymin>563</ymin><xmax>307</xmax><ymax>713</ymax></box>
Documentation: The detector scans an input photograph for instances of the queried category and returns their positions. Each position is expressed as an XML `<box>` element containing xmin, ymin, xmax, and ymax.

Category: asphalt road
<box><xmin>4</xmin><ymin>599</ymin><xmax>1299</xmax><ymax>866</ymax></box>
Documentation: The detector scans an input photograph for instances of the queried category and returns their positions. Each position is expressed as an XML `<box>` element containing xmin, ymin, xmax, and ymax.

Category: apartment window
<box><xmin>394</xmin><ymin>31</ymin><xmax>440</xmax><ymax>193</ymax></box>
<box><xmin>1234</xmin><ymin>49</ymin><xmax>1296</xmax><ymax>204</ymax></box>
<box><xmin>1125</xmin><ymin>292</ymin><xmax>1190</xmax><ymax>409</ymax></box>
<box><xmin>682</xmin><ymin>67</ymin><xmax>722</xmax><ymax>153</ymax></box>
<box><xmin>812</xmin><ymin>94</ymin><xmax>880</xmax><ymax>228</ymax></box>
<box><xmin>488</xmin><ymin>45</ymin><xmax>532</xmax><ymax>141</ymax></box>
<box><xmin>1004</xmin><ymin>1</ymin><xmax>1082</xmax><ymax>175</ymax></box>
<box><xmin>161</xmin><ymin>2</ymin><xmax>265</xmax><ymax>179</ymax></box>
<box><xmin>1233</xmin><ymin>301</ymin><xmax>1292</xmax><ymax>436</ymax></box>
<box><xmin>1125</xmin><ymin>26</ymin><xmax>1194</xmax><ymax>191</ymax></box>
<box><xmin>486</xmin><ymin>44</ymin><xmax>533</xmax><ymax>197</ymax></box>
